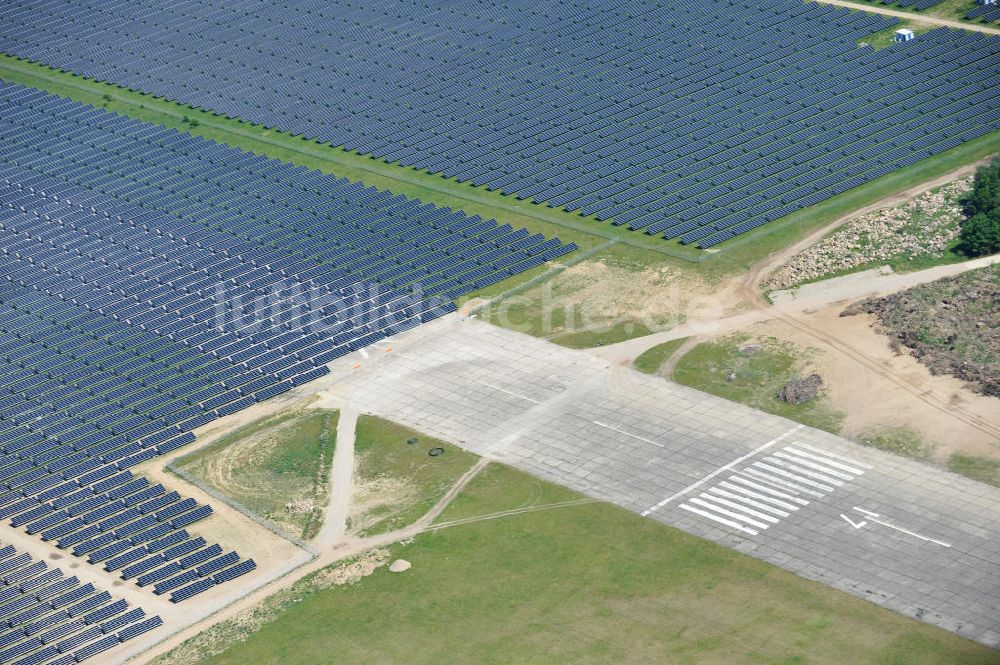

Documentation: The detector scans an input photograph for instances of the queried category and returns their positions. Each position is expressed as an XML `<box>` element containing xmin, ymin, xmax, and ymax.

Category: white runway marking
<box><xmin>752</xmin><ymin>462</ymin><xmax>836</xmax><ymax>492</ymax></box>
<box><xmin>772</xmin><ymin>451</ymin><xmax>854</xmax><ymax>480</ymax></box>
<box><xmin>668</xmin><ymin>439</ymin><xmax>870</xmax><ymax>536</ymax></box>
<box><xmin>697</xmin><ymin>493</ymin><xmax>781</xmax><ymax>523</ymax></box>
<box><xmin>474</xmin><ymin>380</ymin><xmax>540</xmax><ymax>404</ymax></box>
<box><xmin>841</xmin><ymin>514</ymin><xmax>867</xmax><ymax>529</ymax></box>
<box><xmin>762</xmin><ymin>458</ymin><xmax>844</xmax><ymax>486</ymax></box>
<box><xmin>708</xmin><ymin>487</ymin><xmax>791</xmax><ymax>517</ymax></box>
<box><xmin>783</xmin><ymin>447</ymin><xmax>865</xmax><ymax>475</ymax></box>
<box><xmin>724</xmin><ymin>476</ymin><xmax>809</xmax><ymax>506</ymax></box>
<box><xmin>851</xmin><ymin>507</ymin><xmax>952</xmax><ymax>547</ymax></box>
<box><xmin>592</xmin><ymin>421</ymin><xmax>665</xmax><ymax>448</ymax></box>
<box><xmin>688</xmin><ymin>497</ymin><xmax>773</xmax><ymax>529</ymax></box>
<box><xmin>742</xmin><ymin>466</ymin><xmax>826</xmax><ymax>497</ymax></box>
<box><xmin>791</xmin><ymin>442</ymin><xmax>873</xmax><ymax>469</ymax></box>
<box><xmin>679</xmin><ymin>504</ymin><xmax>758</xmax><ymax>535</ymax></box>
<box><xmin>640</xmin><ymin>425</ymin><xmax>803</xmax><ymax>516</ymax></box>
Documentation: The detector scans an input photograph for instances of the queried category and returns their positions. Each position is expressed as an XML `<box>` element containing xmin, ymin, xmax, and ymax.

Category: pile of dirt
<box><xmin>843</xmin><ymin>266</ymin><xmax>999</xmax><ymax>397</ymax></box>
<box><xmin>776</xmin><ymin>374</ymin><xmax>823</xmax><ymax>404</ymax></box>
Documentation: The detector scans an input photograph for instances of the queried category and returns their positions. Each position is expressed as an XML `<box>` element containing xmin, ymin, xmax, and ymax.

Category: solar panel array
<box><xmin>0</xmin><ymin>80</ymin><xmax>569</xmax><ymax>601</ymax></box>
<box><xmin>966</xmin><ymin>4</ymin><xmax>1000</xmax><ymax>22</ymax></box>
<box><xmin>0</xmin><ymin>543</ymin><xmax>161</xmax><ymax>665</ymax></box>
<box><xmin>0</xmin><ymin>0</ymin><xmax>997</xmax><ymax>246</ymax></box>
<box><xmin>887</xmin><ymin>0</ymin><xmax>946</xmax><ymax>12</ymax></box>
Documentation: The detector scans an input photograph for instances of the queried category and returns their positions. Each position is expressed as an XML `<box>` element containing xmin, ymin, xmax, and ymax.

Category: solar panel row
<box><xmin>0</xmin><ymin>543</ymin><xmax>161</xmax><ymax>665</ymax></box>
<box><xmin>0</xmin><ymin>80</ymin><xmax>570</xmax><ymax>602</ymax></box>
<box><xmin>966</xmin><ymin>4</ymin><xmax>1000</xmax><ymax>22</ymax></box>
<box><xmin>0</xmin><ymin>0</ymin><xmax>996</xmax><ymax>246</ymax></box>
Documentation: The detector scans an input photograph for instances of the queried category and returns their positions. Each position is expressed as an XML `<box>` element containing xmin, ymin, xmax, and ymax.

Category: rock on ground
<box><xmin>389</xmin><ymin>559</ymin><xmax>412</xmax><ymax>573</ymax></box>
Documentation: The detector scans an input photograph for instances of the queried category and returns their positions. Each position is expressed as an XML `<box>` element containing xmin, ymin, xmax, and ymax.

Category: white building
<box><xmin>894</xmin><ymin>28</ymin><xmax>915</xmax><ymax>42</ymax></box>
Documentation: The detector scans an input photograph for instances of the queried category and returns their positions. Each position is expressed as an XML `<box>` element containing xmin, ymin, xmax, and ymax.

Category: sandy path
<box><xmin>312</xmin><ymin>407</ymin><xmax>358</xmax><ymax>549</ymax></box>
<box><xmin>810</xmin><ymin>0</ymin><xmax>1000</xmax><ymax>34</ymax></box>
<box><xmin>657</xmin><ymin>335</ymin><xmax>704</xmax><ymax>379</ymax></box>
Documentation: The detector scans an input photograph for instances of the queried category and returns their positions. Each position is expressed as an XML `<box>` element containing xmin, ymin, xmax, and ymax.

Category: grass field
<box><xmin>176</xmin><ymin>409</ymin><xmax>337</xmax><ymax>539</ymax></box>
<box><xmin>673</xmin><ymin>335</ymin><xmax>845</xmax><ymax>433</ymax></box>
<box><xmin>2</xmin><ymin>53</ymin><xmax>998</xmax><ymax>295</ymax></box>
<box><xmin>350</xmin><ymin>416</ymin><xmax>479</xmax><ymax>536</ymax></box>
<box><xmin>857</xmin><ymin>426</ymin><xmax>935</xmax><ymax>461</ymax></box>
<box><xmin>949</xmin><ymin>454</ymin><xmax>1000</xmax><ymax>487</ymax></box>
<box><xmin>633</xmin><ymin>337</ymin><xmax>691</xmax><ymax>374</ymax></box>
<box><xmin>161</xmin><ymin>461</ymin><xmax>998</xmax><ymax>665</ymax></box>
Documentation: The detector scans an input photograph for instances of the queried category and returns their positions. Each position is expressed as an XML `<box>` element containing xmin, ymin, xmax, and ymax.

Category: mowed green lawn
<box><xmin>351</xmin><ymin>415</ymin><xmax>479</xmax><ymax>536</ymax></box>
<box><xmin>193</xmin><ymin>464</ymin><xmax>995</xmax><ymax>665</ymax></box>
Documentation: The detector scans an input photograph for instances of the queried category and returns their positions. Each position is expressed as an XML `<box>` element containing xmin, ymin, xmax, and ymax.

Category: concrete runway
<box><xmin>328</xmin><ymin>314</ymin><xmax>1000</xmax><ymax>648</ymax></box>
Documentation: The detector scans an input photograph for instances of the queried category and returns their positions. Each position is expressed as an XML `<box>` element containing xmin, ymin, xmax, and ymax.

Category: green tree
<box><xmin>960</xmin><ymin>157</ymin><xmax>1000</xmax><ymax>256</ymax></box>
<box><xmin>960</xmin><ymin>211</ymin><xmax>1000</xmax><ymax>257</ymax></box>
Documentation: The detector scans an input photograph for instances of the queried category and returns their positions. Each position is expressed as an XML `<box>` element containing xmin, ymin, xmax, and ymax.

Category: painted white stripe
<box><xmin>476</xmin><ymin>380</ymin><xmax>540</xmax><ymax>404</ymax></box>
<box><xmin>791</xmin><ymin>442</ymin><xmax>873</xmax><ymax>469</ymax></box>
<box><xmin>753</xmin><ymin>462</ymin><xmax>836</xmax><ymax>492</ymax></box>
<box><xmin>688</xmin><ymin>497</ymin><xmax>772</xmax><ymax>530</ymax></box>
<box><xmin>592</xmin><ymin>421</ymin><xmax>665</xmax><ymax>448</ymax></box>
<box><xmin>708</xmin><ymin>487</ymin><xmax>791</xmax><ymax>517</ymax></box>
<box><xmin>697</xmin><ymin>493</ymin><xmax>781</xmax><ymax>523</ymax></box>
<box><xmin>868</xmin><ymin>517</ymin><xmax>952</xmax><ymax>548</ymax></box>
<box><xmin>853</xmin><ymin>506</ymin><xmax>881</xmax><ymax>518</ymax></box>
<box><xmin>679</xmin><ymin>504</ymin><xmax>759</xmax><ymax>535</ymax></box>
<box><xmin>783</xmin><ymin>446</ymin><xmax>865</xmax><ymax>475</ymax></box>
<box><xmin>717</xmin><ymin>481</ymin><xmax>801</xmax><ymax>512</ymax></box>
<box><xmin>773</xmin><ymin>451</ymin><xmax>855</xmax><ymax>480</ymax></box>
<box><xmin>640</xmin><ymin>425</ymin><xmax>803</xmax><ymax>516</ymax></box>
<box><xmin>726</xmin><ymin>475</ymin><xmax>810</xmax><ymax>505</ymax></box>
<box><xmin>763</xmin><ymin>457</ymin><xmax>845</xmax><ymax>487</ymax></box>
<box><xmin>741</xmin><ymin>467</ymin><xmax>825</xmax><ymax>498</ymax></box>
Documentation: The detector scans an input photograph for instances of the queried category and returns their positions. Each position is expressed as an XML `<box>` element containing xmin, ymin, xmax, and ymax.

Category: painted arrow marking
<box><xmin>841</xmin><ymin>513</ymin><xmax>867</xmax><ymax>529</ymax></box>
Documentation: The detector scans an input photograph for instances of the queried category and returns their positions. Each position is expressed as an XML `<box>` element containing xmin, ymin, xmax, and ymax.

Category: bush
<box><xmin>960</xmin><ymin>157</ymin><xmax>1000</xmax><ymax>256</ymax></box>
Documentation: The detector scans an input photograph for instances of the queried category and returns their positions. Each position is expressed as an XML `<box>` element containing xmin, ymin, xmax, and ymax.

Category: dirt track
<box><xmin>811</xmin><ymin>0</ymin><xmax>1000</xmax><ymax>35</ymax></box>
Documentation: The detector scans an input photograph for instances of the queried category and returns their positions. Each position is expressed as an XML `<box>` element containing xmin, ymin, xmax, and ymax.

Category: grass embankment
<box><xmin>157</xmin><ymin>462</ymin><xmax>997</xmax><ymax>665</ymax></box>
<box><xmin>673</xmin><ymin>335</ymin><xmax>845</xmax><ymax>433</ymax></box>
<box><xmin>350</xmin><ymin>415</ymin><xmax>478</xmax><ymax>536</ymax></box>
<box><xmin>177</xmin><ymin>409</ymin><xmax>337</xmax><ymax>539</ymax></box>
